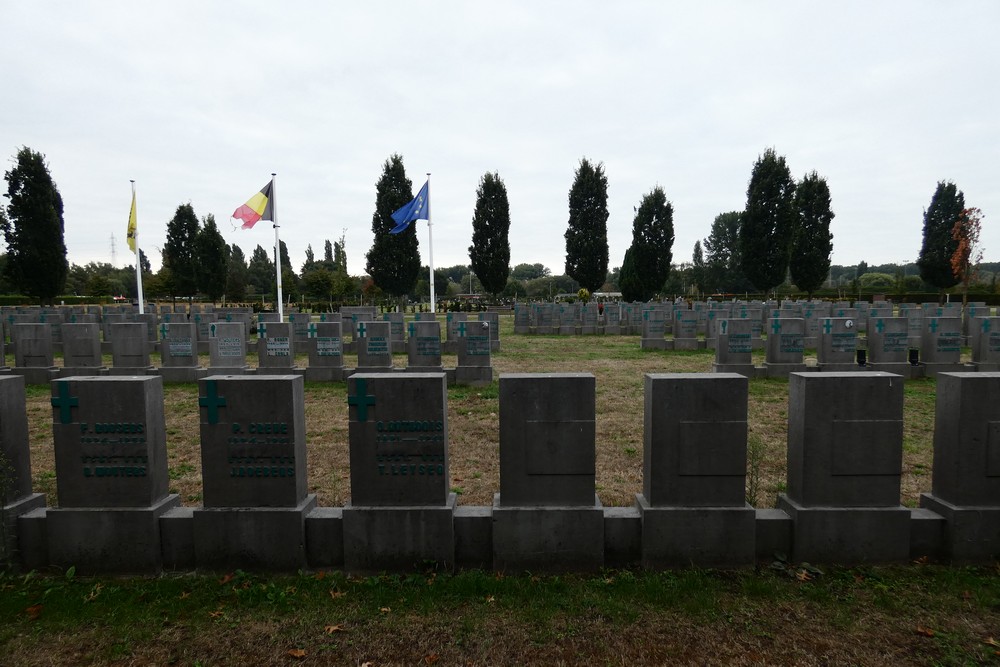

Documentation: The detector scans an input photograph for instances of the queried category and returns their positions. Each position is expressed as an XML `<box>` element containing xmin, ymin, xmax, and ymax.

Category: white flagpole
<box><xmin>131</xmin><ymin>180</ymin><xmax>145</xmax><ymax>315</ymax></box>
<box><xmin>271</xmin><ymin>172</ymin><xmax>284</xmax><ymax>320</ymax></box>
<box><xmin>426</xmin><ymin>173</ymin><xmax>436</xmax><ymax>314</ymax></box>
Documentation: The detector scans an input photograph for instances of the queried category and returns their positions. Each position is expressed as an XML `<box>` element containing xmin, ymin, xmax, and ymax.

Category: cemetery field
<box><xmin>24</xmin><ymin>315</ymin><xmax>940</xmax><ymax>510</ymax></box>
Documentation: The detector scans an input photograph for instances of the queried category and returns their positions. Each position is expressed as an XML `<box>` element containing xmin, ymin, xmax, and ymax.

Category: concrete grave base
<box><xmin>157</xmin><ymin>367</ymin><xmax>207</xmax><ymax>383</ymax></box>
<box><xmin>492</xmin><ymin>493</ymin><xmax>605</xmax><ymax>572</ymax></box>
<box><xmin>45</xmin><ymin>494</ymin><xmax>181</xmax><ymax>574</ymax></box>
<box><xmin>342</xmin><ymin>493</ymin><xmax>457</xmax><ymax>573</ymax></box>
<box><xmin>755</xmin><ymin>508</ymin><xmax>793</xmax><ymax>561</ymax></box>
<box><xmin>636</xmin><ymin>494</ymin><xmax>756</xmax><ymax>568</ymax></box>
<box><xmin>454</xmin><ymin>366</ymin><xmax>492</xmax><ymax>387</ymax></box>
<box><xmin>2</xmin><ymin>493</ymin><xmax>46</xmax><ymax>564</ymax></box>
<box><xmin>672</xmin><ymin>339</ymin><xmax>704</xmax><ymax>351</ymax></box>
<box><xmin>12</xmin><ymin>367</ymin><xmax>58</xmax><ymax>385</ymax></box>
<box><xmin>192</xmin><ymin>495</ymin><xmax>317</xmax><ymax>571</ymax></box>
<box><xmin>454</xmin><ymin>505</ymin><xmax>493</xmax><ymax>569</ymax></box>
<box><xmin>304</xmin><ymin>367</ymin><xmax>346</xmax><ymax>382</ymax></box>
<box><xmin>972</xmin><ymin>362</ymin><xmax>1000</xmax><ymax>372</ymax></box>
<box><xmin>777</xmin><ymin>494</ymin><xmax>911</xmax><ymax>564</ymax></box>
<box><xmin>909</xmin><ymin>507</ymin><xmax>947</xmax><ymax>561</ymax></box>
<box><xmin>206</xmin><ymin>366</ymin><xmax>253</xmax><ymax>376</ymax></box>
<box><xmin>817</xmin><ymin>363</ymin><xmax>866</xmax><ymax>372</ymax></box>
<box><xmin>641</xmin><ymin>339</ymin><xmax>672</xmax><ymax>350</ymax></box>
<box><xmin>762</xmin><ymin>363</ymin><xmax>808</xmax><ymax>378</ymax></box>
<box><xmin>921</xmin><ymin>362</ymin><xmax>972</xmax><ymax>378</ymax></box>
<box><xmin>160</xmin><ymin>506</ymin><xmax>195</xmax><ymax>570</ymax></box>
<box><xmin>305</xmin><ymin>507</ymin><xmax>344</xmax><ymax>569</ymax></box>
<box><xmin>603</xmin><ymin>506</ymin><xmax>642</xmax><ymax>568</ymax></box>
<box><xmin>711</xmin><ymin>363</ymin><xmax>761</xmax><ymax>378</ymax></box>
<box><xmin>920</xmin><ymin>493</ymin><xmax>1000</xmax><ymax>563</ymax></box>
<box><xmin>406</xmin><ymin>364</ymin><xmax>444</xmax><ymax>374</ymax></box>
<box><xmin>354</xmin><ymin>366</ymin><xmax>396</xmax><ymax>374</ymax></box>
<box><xmin>868</xmin><ymin>363</ymin><xmax>925</xmax><ymax>379</ymax></box>
<box><xmin>254</xmin><ymin>367</ymin><xmax>306</xmax><ymax>378</ymax></box>
<box><xmin>108</xmin><ymin>366</ymin><xmax>157</xmax><ymax>376</ymax></box>
<box><xmin>58</xmin><ymin>367</ymin><xmax>108</xmax><ymax>378</ymax></box>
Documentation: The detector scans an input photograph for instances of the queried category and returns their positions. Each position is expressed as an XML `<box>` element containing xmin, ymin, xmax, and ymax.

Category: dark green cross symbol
<box><xmin>194</xmin><ymin>314</ymin><xmax>201</xmax><ymax>323</ymax></box>
<box><xmin>837</xmin><ymin>310</ymin><xmax>845</xmax><ymax>317</ymax></box>
<box><xmin>720</xmin><ymin>321</ymin><xmax>728</xmax><ymax>335</ymax></box>
<box><xmin>320</xmin><ymin>313</ymin><xmax>327</xmax><ymax>322</ymax></box>
<box><xmin>164</xmin><ymin>314</ymin><xmax>171</xmax><ymax>323</ymax></box>
<box><xmin>210</xmin><ymin>323</ymin><xmax>217</xmax><ymax>337</ymax></box>
<box><xmin>457</xmin><ymin>321</ymin><xmax>467</xmax><ymax>337</ymax></box>
<box><xmin>199</xmin><ymin>380</ymin><xmax>226</xmax><ymax>425</ymax></box>
<box><xmin>70</xmin><ymin>314</ymin><xmax>77</xmax><ymax>323</ymax></box>
<box><xmin>708</xmin><ymin>311</ymin><xmax>715</xmax><ymax>321</ymax></box>
<box><xmin>348</xmin><ymin>378</ymin><xmax>376</xmax><ymax>422</ymax></box>
<box><xmin>307</xmin><ymin>323</ymin><xmax>318</xmax><ymax>338</ymax></box>
<box><xmin>357</xmin><ymin>322</ymin><xmax>367</xmax><ymax>338</ymax></box>
<box><xmin>822</xmin><ymin>319</ymin><xmax>833</xmax><ymax>335</ymax></box>
<box><xmin>771</xmin><ymin>320</ymin><xmax>782</xmax><ymax>334</ymax></box>
<box><xmin>159</xmin><ymin>323</ymin><xmax>169</xmax><ymax>338</ymax></box>
<box><xmin>643</xmin><ymin>311</ymin><xmax>649</xmax><ymax>321</ymax></box>
<box><xmin>225</xmin><ymin>314</ymin><xmax>233</xmax><ymax>322</ymax></box>
<box><xmin>876</xmin><ymin>319</ymin><xmax>885</xmax><ymax>333</ymax></box>
<box><xmin>928</xmin><ymin>319</ymin><xmax>939</xmax><ymax>333</ymax></box>
<box><xmin>983</xmin><ymin>320</ymin><xmax>992</xmax><ymax>333</ymax></box>
<box><xmin>39</xmin><ymin>314</ymin><xmax>47</xmax><ymax>323</ymax></box>
<box><xmin>258</xmin><ymin>322</ymin><xmax>267</xmax><ymax>337</ymax></box>
<box><xmin>7</xmin><ymin>315</ymin><xmax>14</xmax><ymax>326</ymax></box>
<box><xmin>408</xmin><ymin>322</ymin><xmax>416</xmax><ymax>337</ymax></box>
<box><xmin>51</xmin><ymin>382</ymin><xmax>79</xmax><ymax>425</ymax></box>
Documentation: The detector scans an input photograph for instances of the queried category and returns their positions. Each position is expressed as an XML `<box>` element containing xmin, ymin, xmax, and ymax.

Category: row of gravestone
<box><xmin>2</xmin><ymin>321</ymin><xmax>494</xmax><ymax>387</ymax></box>
<box><xmin>3</xmin><ymin>370</ymin><xmax>998</xmax><ymax>574</ymax></box>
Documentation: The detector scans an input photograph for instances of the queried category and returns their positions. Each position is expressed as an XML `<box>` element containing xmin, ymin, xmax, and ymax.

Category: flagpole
<box><xmin>272</xmin><ymin>172</ymin><xmax>284</xmax><ymax>321</ymax></box>
<box><xmin>426</xmin><ymin>173</ymin><xmax>436</xmax><ymax>314</ymax></box>
<box><xmin>131</xmin><ymin>180</ymin><xmax>145</xmax><ymax>315</ymax></box>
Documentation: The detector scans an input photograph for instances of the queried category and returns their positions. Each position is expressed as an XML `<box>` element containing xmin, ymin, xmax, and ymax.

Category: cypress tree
<box><xmin>468</xmin><ymin>172</ymin><xmax>511</xmax><ymax>296</ymax></box>
<box><xmin>365</xmin><ymin>154</ymin><xmax>421</xmax><ymax>299</ymax></box>
<box><xmin>789</xmin><ymin>171</ymin><xmax>835</xmax><ymax>297</ymax></box>
<box><xmin>194</xmin><ymin>214</ymin><xmax>229</xmax><ymax>302</ymax></box>
<box><xmin>564</xmin><ymin>158</ymin><xmax>610</xmax><ymax>293</ymax></box>
<box><xmin>917</xmin><ymin>181</ymin><xmax>964</xmax><ymax>290</ymax></box>
<box><xmin>740</xmin><ymin>148</ymin><xmax>796</xmax><ymax>292</ymax></box>
<box><xmin>162</xmin><ymin>203</ymin><xmax>200</xmax><ymax>298</ymax></box>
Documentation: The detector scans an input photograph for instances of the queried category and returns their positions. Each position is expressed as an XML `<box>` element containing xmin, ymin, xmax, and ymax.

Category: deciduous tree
<box><xmin>951</xmin><ymin>207</ymin><xmax>984</xmax><ymax>306</ymax></box>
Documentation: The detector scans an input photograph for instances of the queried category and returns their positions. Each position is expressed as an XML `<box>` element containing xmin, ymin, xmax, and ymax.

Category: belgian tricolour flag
<box><xmin>232</xmin><ymin>179</ymin><xmax>274</xmax><ymax>230</ymax></box>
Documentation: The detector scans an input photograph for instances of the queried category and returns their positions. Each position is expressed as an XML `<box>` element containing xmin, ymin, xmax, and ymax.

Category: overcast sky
<box><xmin>3</xmin><ymin>2</ymin><xmax>997</xmax><ymax>279</ymax></box>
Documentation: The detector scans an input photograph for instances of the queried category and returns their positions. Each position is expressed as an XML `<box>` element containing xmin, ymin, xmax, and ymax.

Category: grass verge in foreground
<box><xmin>2</xmin><ymin>564</ymin><xmax>999</xmax><ymax>666</ymax></box>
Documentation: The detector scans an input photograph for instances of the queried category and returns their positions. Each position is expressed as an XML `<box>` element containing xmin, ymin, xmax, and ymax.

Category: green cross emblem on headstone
<box><xmin>408</xmin><ymin>322</ymin><xmax>416</xmax><ymax>337</ymax></box>
<box><xmin>70</xmin><ymin>314</ymin><xmax>77</xmax><ymax>323</ymax></box>
<box><xmin>194</xmin><ymin>314</ymin><xmax>201</xmax><ymax>323</ymax></box>
<box><xmin>348</xmin><ymin>378</ymin><xmax>376</xmax><ymax>422</ymax></box>
<box><xmin>320</xmin><ymin>313</ymin><xmax>327</xmax><ymax>322</ymax></box>
<box><xmin>159</xmin><ymin>323</ymin><xmax>169</xmax><ymax>339</ymax></box>
<box><xmin>258</xmin><ymin>322</ymin><xmax>267</xmax><ymax>338</ymax></box>
<box><xmin>39</xmin><ymin>313</ymin><xmax>47</xmax><ymax>323</ymax></box>
<box><xmin>210</xmin><ymin>323</ymin><xmax>217</xmax><ymax>337</ymax></box>
<box><xmin>822</xmin><ymin>319</ymin><xmax>833</xmax><ymax>335</ymax></box>
<box><xmin>771</xmin><ymin>320</ymin><xmax>782</xmax><ymax>335</ymax></box>
<box><xmin>983</xmin><ymin>319</ymin><xmax>992</xmax><ymax>333</ymax></box>
<box><xmin>51</xmin><ymin>381</ymin><xmax>79</xmax><ymax>425</ymax></box>
<box><xmin>928</xmin><ymin>319</ymin><xmax>939</xmax><ymax>333</ymax></box>
<box><xmin>164</xmin><ymin>314</ymin><xmax>171</xmax><ymax>323</ymax></box>
<box><xmin>307</xmin><ymin>323</ymin><xmax>318</xmax><ymax>338</ymax></box>
<box><xmin>357</xmin><ymin>322</ymin><xmax>368</xmax><ymax>338</ymax></box>
<box><xmin>225</xmin><ymin>314</ymin><xmax>233</xmax><ymax>322</ymax></box>
<box><xmin>457</xmin><ymin>321</ymin><xmax>467</xmax><ymax>337</ymax></box>
<box><xmin>720</xmin><ymin>320</ymin><xmax>728</xmax><ymax>335</ymax></box>
<box><xmin>876</xmin><ymin>319</ymin><xmax>885</xmax><ymax>333</ymax></box>
<box><xmin>199</xmin><ymin>380</ymin><xmax>226</xmax><ymax>425</ymax></box>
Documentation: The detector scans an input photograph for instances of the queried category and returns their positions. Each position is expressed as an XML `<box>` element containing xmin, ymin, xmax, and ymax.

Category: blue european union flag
<box><xmin>389</xmin><ymin>180</ymin><xmax>430</xmax><ymax>234</ymax></box>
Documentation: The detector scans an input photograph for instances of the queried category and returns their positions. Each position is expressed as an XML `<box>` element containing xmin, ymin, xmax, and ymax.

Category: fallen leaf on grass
<box><xmin>329</xmin><ymin>590</ymin><xmax>346</xmax><ymax>600</ymax></box>
<box><xmin>916</xmin><ymin>626</ymin><xmax>935</xmax><ymax>637</ymax></box>
<box><xmin>313</xmin><ymin>571</ymin><xmax>327</xmax><ymax>581</ymax></box>
<box><xmin>379</xmin><ymin>607</ymin><xmax>391</xmax><ymax>614</ymax></box>
<box><xmin>424</xmin><ymin>654</ymin><xmax>440</xmax><ymax>664</ymax></box>
<box><xmin>209</xmin><ymin>609</ymin><xmax>224</xmax><ymax>618</ymax></box>
<box><xmin>25</xmin><ymin>604</ymin><xmax>42</xmax><ymax>620</ymax></box>
<box><xmin>179</xmin><ymin>591</ymin><xmax>190</xmax><ymax>600</ymax></box>
<box><xmin>361</xmin><ymin>662</ymin><xmax>374</xmax><ymax>667</ymax></box>
<box><xmin>962</xmin><ymin>590</ymin><xmax>973</xmax><ymax>601</ymax></box>
<box><xmin>795</xmin><ymin>570</ymin><xmax>813</xmax><ymax>582</ymax></box>
<box><xmin>325</xmin><ymin>624</ymin><xmax>345</xmax><ymax>634</ymax></box>
<box><xmin>984</xmin><ymin>637</ymin><xmax>1000</xmax><ymax>647</ymax></box>
<box><xmin>287</xmin><ymin>648</ymin><xmax>307</xmax><ymax>659</ymax></box>
<box><xmin>485</xmin><ymin>595</ymin><xmax>495</xmax><ymax>604</ymax></box>
<box><xmin>912</xmin><ymin>555</ymin><xmax>930</xmax><ymax>565</ymax></box>
<box><xmin>218</xmin><ymin>573</ymin><xmax>235</xmax><ymax>585</ymax></box>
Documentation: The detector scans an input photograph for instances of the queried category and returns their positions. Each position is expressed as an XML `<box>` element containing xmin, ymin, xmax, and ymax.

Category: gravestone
<box><xmin>208</xmin><ymin>322</ymin><xmax>252</xmax><ymax>374</ymax></box>
<box><xmin>406</xmin><ymin>321</ymin><xmax>443</xmax><ymax>372</ymax></box>
<box><xmin>513</xmin><ymin>304</ymin><xmax>531</xmax><ymax>334</ymax></box>
<box><xmin>971</xmin><ymin>317</ymin><xmax>1000</xmax><ymax>371</ymax></box>
<box><xmin>455</xmin><ymin>320</ymin><xmax>493</xmax><ymax>387</ymax></box>
<box><xmin>109</xmin><ymin>322</ymin><xmax>156</xmax><ymax>375</ymax></box>
<box><xmin>816</xmin><ymin>317</ymin><xmax>861</xmax><ymax>371</ymax></box>
<box><xmin>777</xmin><ymin>372</ymin><xmax>909</xmax><ymax>563</ymax></box>
<box><xmin>920</xmin><ymin>372</ymin><xmax>1000</xmax><ymax>562</ymax></box>
<box><xmin>443</xmin><ymin>312</ymin><xmax>468</xmax><ymax>354</ymax></box>
<box><xmin>158</xmin><ymin>322</ymin><xmax>205</xmax><ymax>382</ymax></box>
<box><xmin>493</xmin><ymin>373</ymin><xmax>603</xmax><ymax>571</ymax></box>
<box><xmin>920</xmin><ymin>317</ymin><xmax>965</xmax><ymax>376</ymax></box>
<box><xmin>343</xmin><ymin>373</ymin><xmax>455</xmax><ymax>571</ymax></box>
<box><xmin>733</xmin><ymin>306</ymin><xmax>764</xmax><ymax>349</ymax></box>
<box><xmin>46</xmin><ymin>376</ymin><xmax>180</xmax><ymax>573</ymax></box>
<box><xmin>636</xmin><ymin>373</ymin><xmax>755</xmax><ymax>567</ymax></box>
<box><xmin>384</xmin><ymin>312</ymin><xmax>406</xmax><ymax>353</ymax></box>
<box><xmin>256</xmin><ymin>322</ymin><xmax>302</xmax><ymax>375</ymax></box>
<box><xmin>305</xmin><ymin>321</ymin><xmax>346</xmax><ymax>382</ymax></box>
<box><xmin>641</xmin><ymin>309</ymin><xmax>669</xmax><ymax>350</ymax></box>
<box><xmin>0</xmin><ymin>376</ymin><xmax>46</xmax><ymax>564</ymax></box>
<box><xmin>579</xmin><ymin>303</ymin><xmax>598</xmax><ymax>335</ymax></box>
<box><xmin>192</xmin><ymin>375</ymin><xmax>316</xmax><ymax>569</ymax></box>
<box><xmin>712</xmin><ymin>319</ymin><xmax>757</xmax><ymax>378</ymax></box>
<box><xmin>867</xmin><ymin>317</ymin><xmax>918</xmax><ymax>377</ymax></box>
<box><xmin>673</xmin><ymin>310</ymin><xmax>702</xmax><ymax>350</ymax></box>
<box><xmin>191</xmin><ymin>312</ymin><xmax>216</xmax><ymax>354</ymax></box>
<box><xmin>12</xmin><ymin>323</ymin><xmax>58</xmax><ymax>385</ymax></box>
<box><xmin>763</xmin><ymin>318</ymin><xmax>806</xmax><ymax>377</ymax></box>
<box><xmin>288</xmin><ymin>313</ymin><xmax>312</xmax><ymax>343</ymax></box>
<box><xmin>603</xmin><ymin>302</ymin><xmax>622</xmax><ymax>335</ymax></box>
<box><xmin>59</xmin><ymin>322</ymin><xmax>107</xmax><ymax>377</ymax></box>
<box><xmin>355</xmin><ymin>320</ymin><xmax>393</xmax><ymax>372</ymax></box>
<box><xmin>558</xmin><ymin>304</ymin><xmax>579</xmax><ymax>335</ymax></box>
<box><xmin>535</xmin><ymin>303</ymin><xmax>554</xmax><ymax>335</ymax></box>
<box><xmin>478</xmin><ymin>312</ymin><xmax>500</xmax><ymax>350</ymax></box>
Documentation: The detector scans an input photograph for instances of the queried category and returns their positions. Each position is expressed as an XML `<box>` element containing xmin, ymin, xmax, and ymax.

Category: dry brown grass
<box><xmin>25</xmin><ymin>316</ymin><xmax>939</xmax><ymax>510</ymax></box>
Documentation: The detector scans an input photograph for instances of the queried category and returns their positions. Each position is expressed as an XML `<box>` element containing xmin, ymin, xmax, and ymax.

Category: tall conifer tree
<box><xmin>740</xmin><ymin>148</ymin><xmax>796</xmax><ymax>292</ymax></box>
<box><xmin>365</xmin><ymin>154</ymin><xmax>420</xmax><ymax>299</ymax></box>
<box><xmin>564</xmin><ymin>158</ymin><xmax>609</xmax><ymax>292</ymax></box>
<box><xmin>789</xmin><ymin>172</ymin><xmax>835</xmax><ymax>297</ymax></box>
<box><xmin>917</xmin><ymin>181</ymin><xmax>964</xmax><ymax>290</ymax></box>
<box><xmin>469</xmin><ymin>172</ymin><xmax>511</xmax><ymax>296</ymax></box>
<box><xmin>162</xmin><ymin>203</ymin><xmax>200</xmax><ymax>298</ymax></box>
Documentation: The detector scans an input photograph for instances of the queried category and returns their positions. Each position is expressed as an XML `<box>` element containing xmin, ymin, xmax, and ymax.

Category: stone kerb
<box><xmin>637</xmin><ymin>373</ymin><xmax>755</xmax><ymax>568</ymax></box>
<box><xmin>494</xmin><ymin>374</ymin><xmax>604</xmax><ymax>571</ymax></box>
<box><xmin>157</xmin><ymin>322</ymin><xmax>206</xmax><ymax>383</ymax></box>
<box><xmin>763</xmin><ymin>318</ymin><xmax>806</xmax><ymax>378</ymax></box>
<box><xmin>208</xmin><ymin>321</ymin><xmax>251</xmax><ymax>375</ymax></box>
<box><xmin>45</xmin><ymin>376</ymin><xmax>180</xmax><ymax>573</ymax></box>
<box><xmin>109</xmin><ymin>322</ymin><xmax>156</xmax><ymax>375</ymax></box>
<box><xmin>778</xmin><ymin>372</ymin><xmax>910</xmax><ymax>563</ymax></box>
<box><xmin>256</xmin><ymin>322</ymin><xmax>303</xmax><ymax>376</ymax></box>
<box><xmin>59</xmin><ymin>323</ymin><xmax>107</xmax><ymax>377</ymax></box>
<box><xmin>343</xmin><ymin>373</ymin><xmax>455</xmax><ymax>572</ymax></box>
<box><xmin>12</xmin><ymin>323</ymin><xmax>58</xmax><ymax>385</ymax></box>
<box><xmin>919</xmin><ymin>372</ymin><xmax>1000</xmax><ymax>561</ymax></box>
<box><xmin>355</xmin><ymin>320</ymin><xmax>393</xmax><ymax>373</ymax></box>
<box><xmin>1</xmin><ymin>376</ymin><xmax>45</xmax><ymax>564</ymax></box>
<box><xmin>816</xmin><ymin>317</ymin><xmax>861</xmax><ymax>371</ymax></box>
<box><xmin>712</xmin><ymin>319</ymin><xmax>758</xmax><ymax>378</ymax></box>
<box><xmin>305</xmin><ymin>321</ymin><xmax>345</xmax><ymax>382</ymax></box>
<box><xmin>406</xmin><ymin>321</ymin><xmax>443</xmax><ymax>373</ymax></box>
<box><xmin>191</xmin><ymin>375</ymin><xmax>316</xmax><ymax>570</ymax></box>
